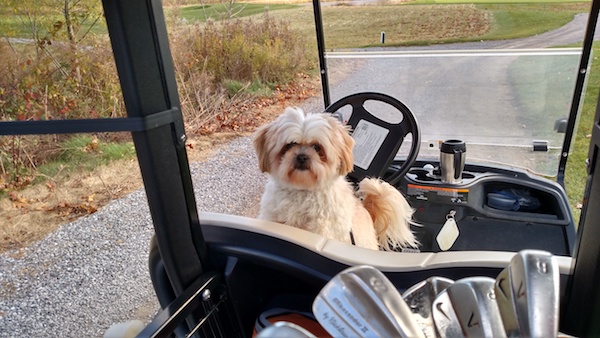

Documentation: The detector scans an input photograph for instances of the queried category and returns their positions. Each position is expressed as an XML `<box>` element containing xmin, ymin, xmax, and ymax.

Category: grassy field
<box><xmin>177</xmin><ymin>3</ymin><xmax>300</xmax><ymax>21</ymax></box>
<box><xmin>227</xmin><ymin>3</ymin><xmax>592</xmax><ymax>48</ymax></box>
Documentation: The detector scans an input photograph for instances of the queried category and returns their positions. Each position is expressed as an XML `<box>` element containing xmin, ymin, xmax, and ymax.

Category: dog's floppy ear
<box><xmin>252</xmin><ymin>124</ymin><xmax>272</xmax><ymax>173</ymax></box>
<box><xmin>329</xmin><ymin>117</ymin><xmax>355</xmax><ymax>176</ymax></box>
<box><xmin>338</xmin><ymin>127</ymin><xmax>355</xmax><ymax>175</ymax></box>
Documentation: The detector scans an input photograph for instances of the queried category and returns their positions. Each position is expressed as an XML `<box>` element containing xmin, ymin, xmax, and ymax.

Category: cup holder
<box><xmin>408</xmin><ymin>168</ymin><xmax>475</xmax><ymax>183</ymax></box>
<box><xmin>408</xmin><ymin>168</ymin><xmax>436</xmax><ymax>181</ymax></box>
<box><xmin>462</xmin><ymin>172</ymin><xmax>475</xmax><ymax>180</ymax></box>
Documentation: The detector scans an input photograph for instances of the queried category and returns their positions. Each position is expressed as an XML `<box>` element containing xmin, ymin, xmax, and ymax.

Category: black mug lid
<box><xmin>441</xmin><ymin>139</ymin><xmax>466</xmax><ymax>153</ymax></box>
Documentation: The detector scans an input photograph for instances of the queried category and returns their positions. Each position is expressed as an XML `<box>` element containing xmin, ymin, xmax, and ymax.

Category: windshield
<box><xmin>325</xmin><ymin>49</ymin><xmax>582</xmax><ymax>176</ymax></box>
<box><xmin>317</xmin><ymin>6</ymin><xmax>587</xmax><ymax>178</ymax></box>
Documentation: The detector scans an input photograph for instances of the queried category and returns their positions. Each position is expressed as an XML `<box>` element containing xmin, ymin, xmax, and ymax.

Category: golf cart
<box><xmin>2</xmin><ymin>0</ymin><xmax>600</xmax><ymax>336</ymax></box>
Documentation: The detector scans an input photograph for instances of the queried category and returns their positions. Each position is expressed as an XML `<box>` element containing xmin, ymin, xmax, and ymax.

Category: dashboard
<box><xmin>398</xmin><ymin>161</ymin><xmax>576</xmax><ymax>256</ymax></box>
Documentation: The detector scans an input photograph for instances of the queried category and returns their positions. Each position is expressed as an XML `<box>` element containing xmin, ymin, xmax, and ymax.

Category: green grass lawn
<box><xmin>564</xmin><ymin>45</ymin><xmax>599</xmax><ymax>223</ymax></box>
<box><xmin>0</xmin><ymin>8</ymin><xmax>106</xmax><ymax>38</ymax></box>
<box><xmin>34</xmin><ymin>135</ymin><xmax>136</xmax><ymax>185</ymax></box>
<box><xmin>0</xmin><ymin>3</ymin><xmax>298</xmax><ymax>38</ymax></box>
<box><xmin>476</xmin><ymin>3</ymin><xmax>590</xmax><ymax>40</ymax></box>
<box><xmin>261</xmin><ymin>2</ymin><xmax>590</xmax><ymax>48</ymax></box>
<box><xmin>178</xmin><ymin>3</ymin><xmax>300</xmax><ymax>22</ymax></box>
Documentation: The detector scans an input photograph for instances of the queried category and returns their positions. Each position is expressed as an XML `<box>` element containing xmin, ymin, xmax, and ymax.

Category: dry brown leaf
<box><xmin>84</xmin><ymin>137</ymin><xmax>100</xmax><ymax>152</ymax></box>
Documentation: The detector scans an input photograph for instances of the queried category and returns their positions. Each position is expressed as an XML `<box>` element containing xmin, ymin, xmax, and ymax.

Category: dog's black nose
<box><xmin>294</xmin><ymin>154</ymin><xmax>309</xmax><ymax>170</ymax></box>
<box><xmin>296</xmin><ymin>154</ymin><xmax>308</xmax><ymax>164</ymax></box>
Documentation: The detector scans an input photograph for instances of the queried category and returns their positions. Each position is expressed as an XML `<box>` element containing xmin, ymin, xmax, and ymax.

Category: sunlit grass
<box><xmin>178</xmin><ymin>3</ymin><xmax>299</xmax><ymax>22</ymax></box>
<box><xmin>411</xmin><ymin>0</ymin><xmax>588</xmax><ymax>3</ymax></box>
<box><xmin>263</xmin><ymin>3</ymin><xmax>589</xmax><ymax>48</ymax></box>
<box><xmin>34</xmin><ymin>135</ymin><xmax>136</xmax><ymax>184</ymax></box>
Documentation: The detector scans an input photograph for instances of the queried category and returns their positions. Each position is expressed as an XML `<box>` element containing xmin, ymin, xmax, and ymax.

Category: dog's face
<box><xmin>253</xmin><ymin>107</ymin><xmax>355</xmax><ymax>189</ymax></box>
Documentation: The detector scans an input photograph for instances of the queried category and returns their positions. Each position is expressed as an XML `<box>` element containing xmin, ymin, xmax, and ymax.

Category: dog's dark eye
<box><xmin>282</xmin><ymin>142</ymin><xmax>296</xmax><ymax>153</ymax></box>
<box><xmin>312</xmin><ymin>144</ymin><xmax>322</xmax><ymax>152</ymax></box>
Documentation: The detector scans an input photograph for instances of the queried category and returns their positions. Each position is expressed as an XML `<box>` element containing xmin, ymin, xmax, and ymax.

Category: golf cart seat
<box><xmin>145</xmin><ymin>212</ymin><xmax>574</xmax><ymax>337</ymax></box>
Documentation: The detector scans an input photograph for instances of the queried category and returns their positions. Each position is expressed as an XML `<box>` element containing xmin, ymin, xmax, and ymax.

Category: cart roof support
<box><xmin>101</xmin><ymin>0</ymin><xmax>208</xmax><ymax>295</ymax></box>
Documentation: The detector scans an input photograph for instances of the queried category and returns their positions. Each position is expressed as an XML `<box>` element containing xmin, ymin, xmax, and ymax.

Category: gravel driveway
<box><xmin>0</xmin><ymin>136</ymin><xmax>275</xmax><ymax>337</ymax></box>
<box><xmin>0</xmin><ymin>13</ymin><xmax>596</xmax><ymax>338</ymax></box>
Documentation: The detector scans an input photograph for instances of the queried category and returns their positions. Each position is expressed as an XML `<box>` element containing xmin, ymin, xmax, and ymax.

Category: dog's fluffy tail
<box><xmin>358</xmin><ymin>178</ymin><xmax>419</xmax><ymax>250</ymax></box>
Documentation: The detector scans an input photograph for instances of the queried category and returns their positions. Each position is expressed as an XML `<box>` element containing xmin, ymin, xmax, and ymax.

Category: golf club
<box><xmin>432</xmin><ymin>276</ymin><xmax>506</xmax><ymax>338</ymax></box>
<box><xmin>505</xmin><ymin>250</ymin><xmax>560</xmax><ymax>338</ymax></box>
<box><xmin>495</xmin><ymin>265</ymin><xmax>520</xmax><ymax>337</ymax></box>
<box><xmin>312</xmin><ymin>265</ymin><xmax>425</xmax><ymax>338</ymax></box>
<box><xmin>403</xmin><ymin>276</ymin><xmax>454</xmax><ymax>338</ymax></box>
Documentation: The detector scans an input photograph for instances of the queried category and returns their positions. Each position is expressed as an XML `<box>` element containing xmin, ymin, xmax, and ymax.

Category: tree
<box><xmin>4</xmin><ymin>0</ymin><xmax>103</xmax><ymax>84</ymax></box>
<box><xmin>53</xmin><ymin>0</ymin><xmax>103</xmax><ymax>84</ymax></box>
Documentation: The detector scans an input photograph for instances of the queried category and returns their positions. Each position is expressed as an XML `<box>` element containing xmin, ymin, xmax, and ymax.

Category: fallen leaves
<box><xmin>9</xmin><ymin>192</ymin><xmax>30</xmax><ymax>209</ymax></box>
<box><xmin>7</xmin><ymin>191</ymin><xmax>98</xmax><ymax>217</ymax></box>
<box><xmin>195</xmin><ymin>75</ymin><xmax>317</xmax><ymax>135</ymax></box>
<box><xmin>47</xmin><ymin>201</ymin><xmax>98</xmax><ymax>216</ymax></box>
<box><xmin>83</xmin><ymin>137</ymin><xmax>99</xmax><ymax>153</ymax></box>
<box><xmin>1</xmin><ymin>174</ymin><xmax>35</xmax><ymax>191</ymax></box>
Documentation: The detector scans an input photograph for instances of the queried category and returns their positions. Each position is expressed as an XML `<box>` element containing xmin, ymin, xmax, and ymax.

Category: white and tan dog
<box><xmin>252</xmin><ymin>107</ymin><xmax>418</xmax><ymax>251</ymax></box>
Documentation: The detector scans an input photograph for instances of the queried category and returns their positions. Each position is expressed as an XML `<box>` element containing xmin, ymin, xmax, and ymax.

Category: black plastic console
<box><xmin>398</xmin><ymin>161</ymin><xmax>576</xmax><ymax>256</ymax></box>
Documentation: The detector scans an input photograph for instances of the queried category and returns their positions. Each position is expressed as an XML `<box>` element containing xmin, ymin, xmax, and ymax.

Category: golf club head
<box><xmin>508</xmin><ymin>250</ymin><xmax>560</xmax><ymax>338</ymax></box>
<box><xmin>495</xmin><ymin>267</ymin><xmax>520</xmax><ymax>337</ymax></box>
<box><xmin>433</xmin><ymin>276</ymin><xmax>506</xmax><ymax>338</ymax></box>
<box><xmin>312</xmin><ymin>265</ymin><xmax>425</xmax><ymax>338</ymax></box>
<box><xmin>432</xmin><ymin>289</ymin><xmax>464</xmax><ymax>338</ymax></box>
<box><xmin>403</xmin><ymin>276</ymin><xmax>455</xmax><ymax>338</ymax></box>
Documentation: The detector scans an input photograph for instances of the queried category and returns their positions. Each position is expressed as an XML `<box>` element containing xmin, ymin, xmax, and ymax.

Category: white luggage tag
<box><xmin>436</xmin><ymin>210</ymin><xmax>459</xmax><ymax>251</ymax></box>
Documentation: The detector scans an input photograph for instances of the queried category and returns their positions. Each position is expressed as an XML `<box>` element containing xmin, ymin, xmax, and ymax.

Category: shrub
<box><xmin>0</xmin><ymin>37</ymin><xmax>126</xmax><ymax>184</ymax></box>
<box><xmin>0</xmin><ymin>38</ymin><xmax>124</xmax><ymax>122</ymax></box>
<box><xmin>170</xmin><ymin>13</ymin><xmax>312</xmax><ymax>131</ymax></box>
<box><xmin>172</xmin><ymin>13</ymin><xmax>310</xmax><ymax>91</ymax></box>
<box><xmin>0</xmin><ymin>12</ymin><xmax>312</xmax><ymax>186</ymax></box>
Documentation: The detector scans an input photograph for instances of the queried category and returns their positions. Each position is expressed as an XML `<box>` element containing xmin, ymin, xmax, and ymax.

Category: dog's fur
<box><xmin>252</xmin><ymin>107</ymin><xmax>418</xmax><ymax>251</ymax></box>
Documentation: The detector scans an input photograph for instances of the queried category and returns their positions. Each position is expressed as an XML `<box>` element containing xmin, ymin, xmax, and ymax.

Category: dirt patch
<box><xmin>0</xmin><ymin>77</ymin><xmax>319</xmax><ymax>253</ymax></box>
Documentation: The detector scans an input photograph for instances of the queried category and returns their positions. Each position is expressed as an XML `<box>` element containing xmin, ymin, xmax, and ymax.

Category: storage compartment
<box><xmin>483</xmin><ymin>182</ymin><xmax>566</xmax><ymax>221</ymax></box>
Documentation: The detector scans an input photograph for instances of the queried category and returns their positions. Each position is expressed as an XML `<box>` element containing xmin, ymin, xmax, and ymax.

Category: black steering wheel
<box><xmin>325</xmin><ymin>92</ymin><xmax>420</xmax><ymax>186</ymax></box>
